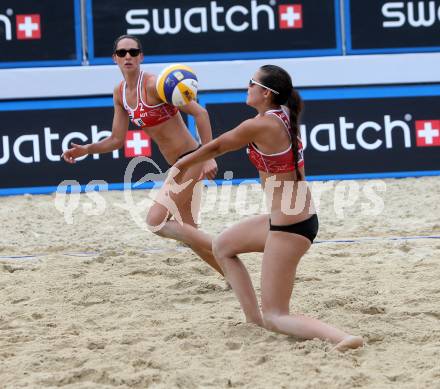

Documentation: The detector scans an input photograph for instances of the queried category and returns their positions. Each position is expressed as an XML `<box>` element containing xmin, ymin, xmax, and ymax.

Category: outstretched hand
<box><xmin>62</xmin><ymin>143</ymin><xmax>88</xmax><ymax>164</ymax></box>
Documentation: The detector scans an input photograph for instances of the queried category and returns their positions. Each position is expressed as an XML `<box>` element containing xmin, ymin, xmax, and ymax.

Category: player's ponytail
<box><xmin>260</xmin><ymin>65</ymin><xmax>303</xmax><ymax>180</ymax></box>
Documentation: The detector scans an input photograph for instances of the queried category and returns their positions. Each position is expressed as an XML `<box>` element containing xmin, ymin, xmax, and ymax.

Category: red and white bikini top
<box><xmin>247</xmin><ymin>108</ymin><xmax>304</xmax><ymax>174</ymax></box>
<box><xmin>120</xmin><ymin>71</ymin><xmax>178</xmax><ymax>128</ymax></box>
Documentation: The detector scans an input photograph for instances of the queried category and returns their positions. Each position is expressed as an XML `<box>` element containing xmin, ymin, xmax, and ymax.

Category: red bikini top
<box><xmin>247</xmin><ymin>109</ymin><xmax>304</xmax><ymax>174</ymax></box>
<box><xmin>120</xmin><ymin>71</ymin><xmax>178</xmax><ymax>128</ymax></box>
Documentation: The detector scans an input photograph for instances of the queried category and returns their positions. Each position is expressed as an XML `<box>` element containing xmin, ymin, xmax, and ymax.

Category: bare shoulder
<box><xmin>235</xmin><ymin>116</ymin><xmax>270</xmax><ymax>136</ymax></box>
<box><xmin>144</xmin><ymin>73</ymin><xmax>157</xmax><ymax>89</ymax></box>
<box><xmin>244</xmin><ymin>114</ymin><xmax>284</xmax><ymax>144</ymax></box>
<box><xmin>143</xmin><ymin>73</ymin><xmax>161</xmax><ymax>100</ymax></box>
<box><xmin>253</xmin><ymin>113</ymin><xmax>280</xmax><ymax>130</ymax></box>
<box><xmin>113</xmin><ymin>83</ymin><xmax>123</xmax><ymax>105</ymax></box>
<box><xmin>113</xmin><ymin>83</ymin><xmax>122</xmax><ymax>94</ymax></box>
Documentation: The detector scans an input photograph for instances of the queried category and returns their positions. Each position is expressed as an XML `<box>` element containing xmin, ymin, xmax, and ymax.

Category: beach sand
<box><xmin>1</xmin><ymin>177</ymin><xmax>439</xmax><ymax>388</ymax></box>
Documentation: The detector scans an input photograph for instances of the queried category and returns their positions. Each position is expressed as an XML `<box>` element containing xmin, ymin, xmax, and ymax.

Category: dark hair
<box><xmin>112</xmin><ymin>34</ymin><xmax>143</xmax><ymax>53</ymax></box>
<box><xmin>259</xmin><ymin>64</ymin><xmax>304</xmax><ymax>181</ymax></box>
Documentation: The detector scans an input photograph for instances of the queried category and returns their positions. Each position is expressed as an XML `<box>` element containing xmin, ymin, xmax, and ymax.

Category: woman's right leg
<box><xmin>212</xmin><ymin>215</ymin><xmax>269</xmax><ymax>326</ymax></box>
<box><xmin>148</xmin><ymin>201</ymin><xmax>224</xmax><ymax>275</ymax></box>
<box><xmin>146</xmin><ymin>164</ymin><xmax>224</xmax><ymax>275</ymax></box>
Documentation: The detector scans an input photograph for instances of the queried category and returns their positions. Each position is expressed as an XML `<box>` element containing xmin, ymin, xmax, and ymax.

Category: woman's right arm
<box><xmin>62</xmin><ymin>86</ymin><xmax>129</xmax><ymax>163</ymax></box>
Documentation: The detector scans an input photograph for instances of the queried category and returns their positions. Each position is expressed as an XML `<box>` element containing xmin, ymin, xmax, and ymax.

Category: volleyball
<box><xmin>156</xmin><ymin>64</ymin><xmax>198</xmax><ymax>107</ymax></box>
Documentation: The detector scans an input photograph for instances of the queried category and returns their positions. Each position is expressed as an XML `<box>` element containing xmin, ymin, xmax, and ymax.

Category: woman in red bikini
<box><xmin>171</xmin><ymin>64</ymin><xmax>363</xmax><ymax>350</ymax></box>
<box><xmin>62</xmin><ymin>35</ymin><xmax>223</xmax><ymax>276</ymax></box>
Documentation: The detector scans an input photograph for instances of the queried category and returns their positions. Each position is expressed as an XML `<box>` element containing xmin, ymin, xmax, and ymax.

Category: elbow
<box><xmin>197</xmin><ymin>106</ymin><xmax>208</xmax><ymax>117</ymax></box>
<box><xmin>194</xmin><ymin>107</ymin><xmax>209</xmax><ymax>122</ymax></box>
<box><xmin>211</xmin><ymin>138</ymin><xmax>224</xmax><ymax>156</ymax></box>
<box><xmin>111</xmin><ymin>136</ymin><xmax>125</xmax><ymax>149</ymax></box>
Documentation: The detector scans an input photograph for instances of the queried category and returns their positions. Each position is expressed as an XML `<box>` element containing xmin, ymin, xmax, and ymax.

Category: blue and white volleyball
<box><xmin>156</xmin><ymin>64</ymin><xmax>198</xmax><ymax>107</ymax></box>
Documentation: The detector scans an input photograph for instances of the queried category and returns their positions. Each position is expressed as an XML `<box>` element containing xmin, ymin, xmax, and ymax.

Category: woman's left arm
<box><xmin>179</xmin><ymin>101</ymin><xmax>218</xmax><ymax>179</ymax></box>
<box><xmin>179</xmin><ymin>101</ymin><xmax>212</xmax><ymax>144</ymax></box>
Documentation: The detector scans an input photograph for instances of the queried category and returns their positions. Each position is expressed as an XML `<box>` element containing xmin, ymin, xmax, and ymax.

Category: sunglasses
<box><xmin>249</xmin><ymin>78</ymin><xmax>280</xmax><ymax>95</ymax></box>
<box><xmin>114</xmin><ymin>48</ymin><xmax>141</xmax><ymax>58</ymax></box>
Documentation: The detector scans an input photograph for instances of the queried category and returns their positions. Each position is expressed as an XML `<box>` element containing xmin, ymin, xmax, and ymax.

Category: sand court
<box><xmin>1</xmin><ymin>176</ymin><xmax>439</xmax><ymax>388</ymax></box>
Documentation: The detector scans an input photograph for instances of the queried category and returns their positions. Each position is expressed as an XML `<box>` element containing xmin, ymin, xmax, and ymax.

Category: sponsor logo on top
<box><xmin>382</xmin><ymin>1</ymin><xmax>440</xmax><ymax>28</ymax></box>
<box><xmin>125</xmin><ymin>1</ymin><xmax>304</xmax><ymax>36</ymax></box>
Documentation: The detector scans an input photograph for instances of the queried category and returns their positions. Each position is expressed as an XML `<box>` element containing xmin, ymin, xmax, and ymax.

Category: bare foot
<box><xmin>332</xmin><ymin>335</ymin><xmax>364</xmax><ymax>352</ymax></box>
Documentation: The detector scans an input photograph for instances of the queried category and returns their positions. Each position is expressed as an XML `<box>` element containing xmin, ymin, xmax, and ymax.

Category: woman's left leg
<box><xmin>260</xmin><ymin>232</ymin><xmax>363</xmax><ymax>349</ymax></box>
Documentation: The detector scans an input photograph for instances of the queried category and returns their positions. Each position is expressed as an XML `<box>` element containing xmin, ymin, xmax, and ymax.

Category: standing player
<box><xmin>62</xmin><ymin>35</ymin><xmax>223</xmax><ymax>276</ymax></box>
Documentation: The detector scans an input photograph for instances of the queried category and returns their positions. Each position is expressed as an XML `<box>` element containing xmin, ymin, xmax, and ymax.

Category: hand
<box><xmin>61</xmin><ymin>143</ymin><xmax>89</xmax><ymax>164</ymax></box>
<box><xmin>199</xmin><ymin>159</ymin><xmax>218</xmax><ymax>180</ymax></box>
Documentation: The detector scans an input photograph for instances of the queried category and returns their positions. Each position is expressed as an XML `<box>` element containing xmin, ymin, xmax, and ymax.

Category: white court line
<box><xmin>0</xmin><ymin>255</ymin><xmax>42</xmax><ymax>262</ymax></box>
<box><xmin>314</xmin><ymin>235</ymin><xmax>440</xmax><ymax>245</ymax></box>
<box><xmin>0</xmin><ymin>235</ymin><xmax>438</xmax><ymax>260</ymax></box>
<box><xmin>63</xmin><ymin>252</ymin><xmax>100</xmax><ymax>257</ymax></box>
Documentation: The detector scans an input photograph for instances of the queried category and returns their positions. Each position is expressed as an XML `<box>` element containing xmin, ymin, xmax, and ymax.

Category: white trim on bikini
<box><xmin>251</xmin><ymin>142</ymin><xmax>292</xmax><ymax>157</ymax></box>
<box><xmin>123</xmin><ymin>71</ymin><xmax>166</xmax><ymax>112</ymax></box>
<box><xmin>138</xmin><ymin>71</ymin><xmax>166</xmax><ymax>108</ymax></box>
<box><xmin>122</xmin><ymin>72</ymin><xmax>143</xmax><ymax>111</ymax></box>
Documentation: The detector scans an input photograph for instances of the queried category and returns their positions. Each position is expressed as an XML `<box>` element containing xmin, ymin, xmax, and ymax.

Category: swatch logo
<box><xmin>126</xmin><ymin>1</ymin><xmax>305</xmax><ymax>35</ymax></box>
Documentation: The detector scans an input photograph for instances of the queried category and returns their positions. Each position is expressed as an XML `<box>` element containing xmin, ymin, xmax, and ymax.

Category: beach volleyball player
<box><xmin>62</xmin><ymin>34</ymin><xmax>223</xmax><ymax>276</ymax></box>
<box><xmin>170</xmin><ymin>65</ymin><xmax>363</xmax><ymax>351</ymax></box>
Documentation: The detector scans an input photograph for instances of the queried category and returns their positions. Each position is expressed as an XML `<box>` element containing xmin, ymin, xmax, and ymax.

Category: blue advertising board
<box><xmin>1</xmin><ymin>85</ymin><xmax>440</xmax><ymax>196</ymax></box>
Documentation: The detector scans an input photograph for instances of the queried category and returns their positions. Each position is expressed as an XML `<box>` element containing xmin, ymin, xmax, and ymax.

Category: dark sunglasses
<box><xmin>249</xmin><ymin>78</ymin><xmax>280</xmax><ymax>95</ymax></box>
<box><xmin>114</xmin><ymin>48</ymin><xmax>141</xmax><ymax>58</ymax></box>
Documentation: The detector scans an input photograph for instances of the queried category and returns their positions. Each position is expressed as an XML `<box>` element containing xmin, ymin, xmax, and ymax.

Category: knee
<box><xmin>212</xmin><ymin>234</ymin><xmax>231</xmax><ymax>262</ymax></box>
<box><xmin>146</xmin><ymin>210</ymin><xmax>168</xmax><ymax>235</ymax></box>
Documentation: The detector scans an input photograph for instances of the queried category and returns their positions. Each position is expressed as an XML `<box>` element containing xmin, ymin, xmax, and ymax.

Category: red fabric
<box><xmin>247</xmin><ymin>110</ymin><xmax>304</xmax><ymax>173</ymax></box>
<box><xmin>121</xmin><ymin>72</ymin><xmax>178</xmax><ymax>129</ymax></box>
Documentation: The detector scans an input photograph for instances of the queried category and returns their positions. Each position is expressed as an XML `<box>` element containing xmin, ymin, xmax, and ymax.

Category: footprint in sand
<box><xmin>11</xmin><ymin>296</ymin><xmax>30</xmax><ymax>304</ymax></box>
<box><xmin>87</xmin><ymin>341</ymin><xmax>105</xmax><ymax>350</ymax></box>
<box><xmin>180</xmin><ymin>341</ymin><xmax>205</xmax><ymax>351</ymax></box>
<box><xmin>163</xmin><ymin>330</ymin><xmax>193</xmax><ymax>341</ymax></box>
<box><xmin>225</xmin><ymin>341</ymin><xmax>242</xmax><ymax>351</ymax></box>
<box><xmin>125</xmin><ymin>269</ymin><xmax>153</xmax><ymax>277</ymax></box>
<box><xmin>170</xmin><ymin>280</ymin><xmax>194</xmax><ymax>290</ymax></box>
<box><xmin>360</xmin><ymin>306</ymin><xmax>386</xmax><ymax>315</ymax></box>
<box><xmin>256</xmin><ymin>355</ymin><xmax>269</xmax><ymax>365</ymax></box>
<box><xmin>195</xmin><ymin>282</ymin><xmax>223</xmax><ymax>294</ymax></box>
<box><xmin>163</xmin><ymin>257</ymin><xmax>185</xmax><ymax>266</ymax></box>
